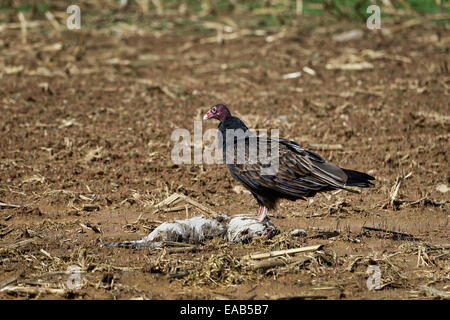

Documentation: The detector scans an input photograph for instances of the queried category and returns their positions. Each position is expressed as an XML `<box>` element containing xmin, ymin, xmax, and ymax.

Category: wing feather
<box><xmin>227</xmin><ymin>136</ymin><xmax>352</xmax><ymax>198</ymax></box>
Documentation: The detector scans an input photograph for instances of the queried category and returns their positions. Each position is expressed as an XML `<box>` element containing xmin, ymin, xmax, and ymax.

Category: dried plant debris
<box><xmin>344</xmin><ymin>256</ymin><xmax>408</xmax><ymax>290</ymax></box>
<box><xmin>400</xmin><ymin>243</ymin><xmax>450</xmax><ymax>268</ymax></box>
<box><xmin>104</xmin><ymin>215</ymin><xmax>279</xmax><ymax>249</ymax></box>
<box><xmin>383</xmin><ymin>172</ymin><xmax>446</xmax><ymax>210</ymax></box>
<box><xmin>411</xmin><ymin>111</ymin><xmax>450</xmax><ymax>127</ymax></box>
<box><xmin>245</xmin><ymin>246</ymin><xmax>331</xmax><ymax>274</ymax></box>
<box><xmin>154</xmin><ymin>193</ymin><xmax>218</xmax><ymax>216</ymax></box>
<box><xmin>242</xmin><ymin>244</ymin><xmax>323</xmax><ymax>260</ymax></box>
<box><xmin>181</xmin><ymin>251</ymin><xmax>258</xmax><ymax>287</ymax></box>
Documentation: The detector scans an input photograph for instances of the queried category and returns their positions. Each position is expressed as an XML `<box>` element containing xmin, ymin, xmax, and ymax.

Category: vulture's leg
<box><xmin>256</xmin><ymin>206</ymin><xmax>263</xmax><ymax>219</ymax></box>
<box><xmin>256</xmin><ymin>206</ymin><xmax>268</xmax><ymax>222</ymax></box>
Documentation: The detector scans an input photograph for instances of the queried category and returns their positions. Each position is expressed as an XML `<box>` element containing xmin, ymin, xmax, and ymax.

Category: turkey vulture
<box><xmin>203</xmin><ymin>104</ymin><xmax>375</xmax><ymax>221</ymax></box>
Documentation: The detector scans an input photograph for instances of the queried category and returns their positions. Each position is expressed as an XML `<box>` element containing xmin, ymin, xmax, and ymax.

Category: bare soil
<box><xmin>0</xmin><ymin>14</ymin><xmax>448</xmax><ymax>300</ymax></box>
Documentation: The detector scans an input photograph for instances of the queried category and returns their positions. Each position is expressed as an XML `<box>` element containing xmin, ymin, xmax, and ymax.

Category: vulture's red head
<box><xmin>203</xmin><ymin>104</ymin><xmax>231</xmax><ymax>122</ymax></box>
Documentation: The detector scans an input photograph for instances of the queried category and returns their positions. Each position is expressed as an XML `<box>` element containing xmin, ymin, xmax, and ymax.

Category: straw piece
<box><xmin>242</xmin><ymin>244</ymin><xmax>323</xmax><ymax>260</ymax></box>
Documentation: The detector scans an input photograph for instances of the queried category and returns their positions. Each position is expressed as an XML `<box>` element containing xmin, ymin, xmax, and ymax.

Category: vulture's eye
<box><xmin>211</xmin><ymin>108</ymin><xmax>217</xmax><ymax>114</ymax></box>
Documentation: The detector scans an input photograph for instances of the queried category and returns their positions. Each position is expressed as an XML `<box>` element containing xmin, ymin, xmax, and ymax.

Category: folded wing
<box><xmin>227</xmin><ymin>137</ymin><xmax>373</xmax><ymax>200</ymax></box>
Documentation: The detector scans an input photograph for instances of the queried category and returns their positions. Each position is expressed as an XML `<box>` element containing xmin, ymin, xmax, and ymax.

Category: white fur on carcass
<box><xmin>143</xmin><ymin>215</ymin><xmax>228</xmax><ymax>243</ymax></box>
<box><xmin>227</xmin><ymin>216</ymin><xmax>275</xmax><ymax>242</ymax></box>
<box><xmin>104</xmin><ymin>215</ymin><xmax>278</xmax><ymax>249</ymax></box>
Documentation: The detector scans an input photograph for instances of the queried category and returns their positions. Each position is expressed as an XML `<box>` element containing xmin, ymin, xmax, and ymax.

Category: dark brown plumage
<box><xmin>204</xmin><ymin>104</ymin><xmax>375</xmax><ymax>221</ymax></box>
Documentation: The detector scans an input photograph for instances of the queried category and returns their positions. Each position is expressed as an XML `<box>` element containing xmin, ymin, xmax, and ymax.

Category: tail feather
<box><xmin>343</xmin><ymin>169</ymin><xmax>375</xmax><ymax>188</ymax></box>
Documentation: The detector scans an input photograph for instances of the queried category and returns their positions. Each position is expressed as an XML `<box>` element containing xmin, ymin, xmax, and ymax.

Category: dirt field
<box><xmin>0</xmin><ymin>6</ymin><xmax>449</xmax><ymax>300</ymax></box>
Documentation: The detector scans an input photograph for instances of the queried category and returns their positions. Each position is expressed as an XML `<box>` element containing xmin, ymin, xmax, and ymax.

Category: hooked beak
<box><xmin>203</xmin><ymin>110</ymin><xmax>213</xmax><ymax>120</ymax></box>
